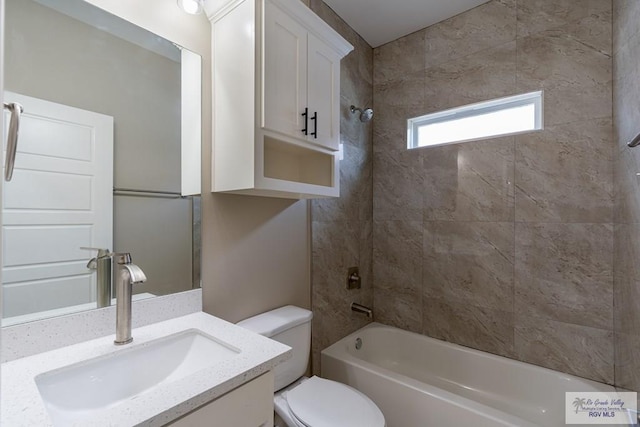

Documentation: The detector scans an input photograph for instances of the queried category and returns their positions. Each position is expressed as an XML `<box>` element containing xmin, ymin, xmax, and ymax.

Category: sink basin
<box><xmin>35</xmin><ymin>329</ymin><xmax>241</xmax><ymax>426</ymax></box>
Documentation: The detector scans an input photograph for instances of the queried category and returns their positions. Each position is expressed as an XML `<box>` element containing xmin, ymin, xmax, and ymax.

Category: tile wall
<box><xmin>372</xmin><ymin>0</ymin><xmax>614</xmax><ymax>383</ymax></box>
<box><xmin>308</xmin><ymin>0</ymin><xmax>374</xmax><ymax>374</ymax></box>
<box><xmin>613</xmin><ymin>0</ymin><xmax>640</xmax><ymax>392</ymax></box>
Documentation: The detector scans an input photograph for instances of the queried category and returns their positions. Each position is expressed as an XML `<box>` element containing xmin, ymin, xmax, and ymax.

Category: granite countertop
<box><xmin>1</xmin><ymin>311</ymin><xmax>291</xmax><ymax>426</ymax></box>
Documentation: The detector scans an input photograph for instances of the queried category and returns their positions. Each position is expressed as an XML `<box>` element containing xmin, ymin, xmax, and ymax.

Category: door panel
<box><xmin>3</xmin><ymin>275</ymin><xmax>93</xmax><ymax>318</ymax></box>
<box><xmin>18</xmin><ymin>114</ymin><xmax>93</xmax><ymax>160</ymax></box>
<box><xmin>4</xmin><ymin>169</ymin><xmax>92</xmax><ymax>210</ymax></box>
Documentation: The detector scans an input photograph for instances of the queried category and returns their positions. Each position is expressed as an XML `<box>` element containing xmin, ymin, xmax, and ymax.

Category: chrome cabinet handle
<box><xmin>3</xmin><ymin>102</ymin><xmax>23</xmax><ymax>182</ymax></box>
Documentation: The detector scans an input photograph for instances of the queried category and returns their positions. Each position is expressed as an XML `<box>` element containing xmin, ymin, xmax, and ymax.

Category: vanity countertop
<box><xmin>1</xmin><ymin>311</ymin><xmax>291</xmax><ymax>426</ymax></box>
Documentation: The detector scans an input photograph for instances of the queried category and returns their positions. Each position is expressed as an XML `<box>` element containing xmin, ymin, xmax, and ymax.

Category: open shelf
<box><xmin>263</xmin><ymin>137</ymin><xmax>334</xmax><ymax>187</ymax></box>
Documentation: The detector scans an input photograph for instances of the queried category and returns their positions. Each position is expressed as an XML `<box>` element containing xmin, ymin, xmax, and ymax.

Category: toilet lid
<box><xmin>286</xmin><ymin>376</ymin><xmax>384</xmax><ymax>427</ymax></box>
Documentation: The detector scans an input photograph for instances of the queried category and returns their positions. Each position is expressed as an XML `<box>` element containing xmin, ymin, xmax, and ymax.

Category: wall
<box><xmin>4</xmin><ymin>0</ymin><xmax>192</xmax><ymax>298</ymax></box>
<box><xmin>308</xmin><ymin>0</ymin><xmax>374</xmax><ymax>373</ymax></box>
<box><xmin>202</xmin><ymin>196</ymin><xmax>310</xmax><ymax>323</ymax></box>
<box><xmin>372</xmin><ymin>0</ymin><xmax>614</xmax><ymax>383</ymax></box>
<box><xmin>613</xmin><ymin>0</ymin><xmax>640</xmax><ymax>392</ymax></box>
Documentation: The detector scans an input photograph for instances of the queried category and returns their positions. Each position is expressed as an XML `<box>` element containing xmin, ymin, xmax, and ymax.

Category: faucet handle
<box><xmin>113</xmin><ymin>253</ymin><xmax>133</xmax><ymax>265</ymax></box>
<box><xmin>81</xmin><ymin>248</ymin><xmax>112</xmax><ymax>270</ymax></box>
<box><xmin>80</xmin><ymin>247</ymin><xmax>112</xmax><ymax>258</ymax></box>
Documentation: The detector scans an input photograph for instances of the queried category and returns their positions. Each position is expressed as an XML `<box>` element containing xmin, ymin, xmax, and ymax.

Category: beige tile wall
<box><xmin>613</xmin><ymin>0</ymin><xmax>640</xmax><ymax>392</ymax></box>
<box><xmin>372</xmin><ymin>0</ymin><xmax>615</xmax><ymax>384</ymax></box>
<box><xmin>308</xmin><ymin>0</ymin><xmax>374</xmax><ymax>374</ymax></box>
<box><xmin>308</xmin><ymin>0</ymin><xmax>627</xmax><ymax>387</ymax></box>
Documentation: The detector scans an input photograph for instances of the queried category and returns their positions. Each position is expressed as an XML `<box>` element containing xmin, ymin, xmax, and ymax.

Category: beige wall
<box><xmin>203</xmin><ymin>196</ymin><xmax>310</xmax><ymax>323</ymax></box>
<box><xmin>613</xmin><ymin>0</ymin><xmax>640</xmax><ymax>392</ymax></box>
<box><xmin>372</xmin><ymin>0</ymin><xmax>614</xmax><ymax>384</ymax></box>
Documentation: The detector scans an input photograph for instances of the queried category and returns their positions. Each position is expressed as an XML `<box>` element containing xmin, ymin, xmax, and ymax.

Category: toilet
<box><xmin>237</xmin><ymin>305</ymin><xmax>385</xmax><ymax>427</ymax></box>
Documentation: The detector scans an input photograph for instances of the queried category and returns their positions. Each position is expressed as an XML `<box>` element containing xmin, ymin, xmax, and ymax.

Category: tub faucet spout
<box><xmin>351</xmin><ymin>302</ymin><xmax>373</xmax><ymax>319</ymax></box>
<box><xmin>114</xmin><ymin>253</ymin><xmax>146</xmax><ymax>345</ymax></box>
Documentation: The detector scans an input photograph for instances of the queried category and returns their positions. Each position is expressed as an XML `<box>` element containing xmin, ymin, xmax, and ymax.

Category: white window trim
<box><xmin>407</xmin><ymin>91</ymin><xmax>544</xmax><ymax>149</ymax></box>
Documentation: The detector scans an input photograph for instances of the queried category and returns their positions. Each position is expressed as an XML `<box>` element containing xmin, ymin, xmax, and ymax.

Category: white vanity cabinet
<box><xmin>169</xmin><ymin>371</ymin><xmax>274</xmax><ymax>427</ymax></box>
<box><xmin>206</xmin><ymin>0</ymin><xmax>353</xmax><ymax>199</ymax></box>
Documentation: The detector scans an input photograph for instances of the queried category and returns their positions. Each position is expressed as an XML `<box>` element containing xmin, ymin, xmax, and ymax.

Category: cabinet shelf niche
<box><xmin>263</xmin><ymin>137</ymin><xmax>333</xmax><ymax>187</ymax></box>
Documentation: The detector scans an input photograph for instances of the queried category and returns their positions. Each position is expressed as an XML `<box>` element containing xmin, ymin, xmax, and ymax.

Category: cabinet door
<box><xmin>169</xmin><ymin>372</ymin><xmax>274</xmax><ymax>427</ymax></box>
<box><xmin>307</xmin><ymin>33</ymin><xmax>341</xmax><ymax>151</ymax></box>
<box><xmin>263</xmin><ymin>0</ymin><xmax>308</xmax><ymax>140</ymax></box>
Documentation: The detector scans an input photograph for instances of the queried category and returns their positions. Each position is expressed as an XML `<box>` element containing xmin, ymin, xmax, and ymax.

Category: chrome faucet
<box><xmin>114</xmin><ymin>253</ymin><xmax>147</xmax><ymax>345</ymax></box>
<box><xmin>351</xmin><ymin>302</ymin><xmax>373</xmax><ymax>319</ymax></box>
<box><xmin>83</xmin><ymin>247</ymin><xmax>113</xmax><ymax>308</ymax></box>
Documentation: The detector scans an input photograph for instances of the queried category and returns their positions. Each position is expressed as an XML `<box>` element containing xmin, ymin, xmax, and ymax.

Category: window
<box><xmin>407</xmin><ymin>91</ymin><xmax>543</xmax><ymax>149</ymax></box>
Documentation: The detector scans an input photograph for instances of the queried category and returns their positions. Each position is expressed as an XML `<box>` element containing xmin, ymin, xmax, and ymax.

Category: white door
<box><xmin>2</xmin><ymin>91</ymin><xmax>113</xmax><ymax>318</ymax></box>
<box><xmin>307</xmin><ymin>33</ymin><xmax>341</xmax><ymax>151</ymax></box>
<box><xmin>263</xmin><ymin>0</ymin><xmax>308</xmax><ymax>139</ymax></box>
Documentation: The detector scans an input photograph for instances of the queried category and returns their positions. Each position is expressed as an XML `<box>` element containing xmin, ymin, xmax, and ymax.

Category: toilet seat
<box><xmin>283</xmin><ymin>376</ymin><xmax>385</xmax><ymax>427</ymax></box>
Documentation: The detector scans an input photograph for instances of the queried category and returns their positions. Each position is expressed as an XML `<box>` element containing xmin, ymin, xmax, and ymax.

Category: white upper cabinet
<box><xmin>263</xmin><ymin>2</ymin><xmax>308</xmax><ymax>140</ymax></box>
<box><xmin>206</xmin><ymin>0</ymin><xmax>353</xmax><ymax>199</ymax></box>
<box><xmin>306</xmin><ymin>33</ymin><xmax>341</xmax><ymax>150</ymax></box>
<box><xmin>263</xmin><ymin>1</ymin><xmax>341</xmax><ymax>151</ymax></box>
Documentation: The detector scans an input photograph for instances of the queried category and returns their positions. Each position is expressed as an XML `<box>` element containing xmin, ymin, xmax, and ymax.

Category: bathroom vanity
<box><xmin>169</xmin><ymin>371</ymin><xmax>274</xmax><ymax>426</ymax></box>
<box><xmin>1</xmin><ymin>308</ymin><xmax>290</xmax><ymax>426</ymax></box>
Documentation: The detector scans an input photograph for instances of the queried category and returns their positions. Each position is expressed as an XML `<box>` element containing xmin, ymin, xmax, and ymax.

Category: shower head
<box><xmin>350</xmin><ymin>105</ymin><xmax>374</xmax><ymax>123</ymax></box>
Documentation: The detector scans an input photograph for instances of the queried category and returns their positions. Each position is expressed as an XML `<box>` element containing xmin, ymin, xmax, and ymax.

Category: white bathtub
<box><xmin>321</xmin><ymin>323</ymin><xmax>620</xmax><ymax>427</ymax></box>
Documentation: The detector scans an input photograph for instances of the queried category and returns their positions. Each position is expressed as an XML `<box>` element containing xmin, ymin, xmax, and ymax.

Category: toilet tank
<box><xmin>237</xmin><ymin>306</ymin><xmax>313</xmax><ymax>391</ymax></box>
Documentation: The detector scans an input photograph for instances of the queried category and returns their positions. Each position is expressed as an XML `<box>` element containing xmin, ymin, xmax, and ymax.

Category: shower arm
<box><xmin>350</xmin><ymin>105</ymin><xmax>374</xmax><ymax>123</ymax></box>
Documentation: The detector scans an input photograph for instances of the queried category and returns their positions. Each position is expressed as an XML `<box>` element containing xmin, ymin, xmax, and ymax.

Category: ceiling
<box><xmin>322</xmin><ymin>0</ymin><xmax>491</xmax><ymax>48</ymax></box>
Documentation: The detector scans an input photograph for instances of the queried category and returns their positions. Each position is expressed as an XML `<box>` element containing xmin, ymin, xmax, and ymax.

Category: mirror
<box><xmin>2</xmin><ymin>0</ymin><xmax>202</xmax><ymax>326</ymax></box>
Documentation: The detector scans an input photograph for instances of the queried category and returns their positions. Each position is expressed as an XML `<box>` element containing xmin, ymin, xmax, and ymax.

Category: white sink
<box><xmin>35</xmin><ymin>329</ymin><xmax>241</xmax><ymax>426</ymax></box>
